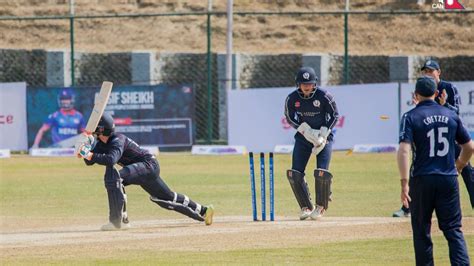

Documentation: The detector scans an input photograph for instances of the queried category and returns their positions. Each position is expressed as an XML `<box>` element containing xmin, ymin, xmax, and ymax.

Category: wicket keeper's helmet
<box><xmin>295</xmin><ymin>67</ymin><xmax>318</xmax><ymax>86</ymax></box>
<box><xmin>57</xmin><ymin>88</ymin><xmax>75</xmax><ymax>109</ymax></box>
<box><xmin>94</xmin><ymin>113</ymin><xmax>115</xmax><ymax>136</ymax></box>
<box><xmin>295</xmin><ymin>67</ymin><xmax>318</xmax><ymax>98</ymax></box>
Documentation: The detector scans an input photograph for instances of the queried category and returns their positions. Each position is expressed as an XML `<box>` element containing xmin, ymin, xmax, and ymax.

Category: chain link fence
<box><xmin>1</xmin><ymin>8</ymin><xmax>473</xmax><ymax>144</ymax></box>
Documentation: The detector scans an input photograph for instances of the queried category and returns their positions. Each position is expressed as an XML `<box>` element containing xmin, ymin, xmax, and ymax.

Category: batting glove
<box><xmin>78</xmin><ymin>144</ymin><xmax>93</xmax><ymax>160</ymax></box>
<box><xmin>74</xmin><ymin>133</ymin><xmax>94</xmax><ymax>156</ymax></box>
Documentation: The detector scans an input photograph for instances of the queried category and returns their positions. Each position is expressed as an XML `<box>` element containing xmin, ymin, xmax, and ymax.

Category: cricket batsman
<box><xmin>76</xmin><ymin>113</ymin><xmax>214</xmax><ymax>230</ymax></box>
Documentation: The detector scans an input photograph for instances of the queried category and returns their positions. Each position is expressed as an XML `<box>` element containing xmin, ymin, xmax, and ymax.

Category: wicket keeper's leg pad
<box><xmin>104</xmin><ymin>166</ymin><xmax>126</xmax><ymax>227</ymax></box>
<box><xmin>286</xmin><ymin>169</ymin><xmax>313</xmax><ymax>210</ymax></box>
<box><xmin>314</xmin><ymin>168</ymin><xmax>333</xmax><ymax>210</ymax></box>
<box><xmin>150</xmin><ymin>192</ymin><xmax>204</xmax><ymax>222</ymax></box>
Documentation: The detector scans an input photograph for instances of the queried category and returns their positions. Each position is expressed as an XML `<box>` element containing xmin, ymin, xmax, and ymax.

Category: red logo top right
<box><xmin>432</xmin><ymin>0</ymin><xmax>466</xmax><ymax>9</ymax></box>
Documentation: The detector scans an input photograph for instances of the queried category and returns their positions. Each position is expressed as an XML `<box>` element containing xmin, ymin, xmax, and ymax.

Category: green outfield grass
<box><xmin>4</xmin><ymin>235</ymin><xmax>473</xmax><ymax>265</ymax></box>
<box><xmin>1</xmin><ymin>152</ymin><xmax>473</xmax><ymax>264</ymax></box>
<box><xmin>1</xmin><ymin>152</ymin><xmax>472</xmax><ymax>219</ymax></box>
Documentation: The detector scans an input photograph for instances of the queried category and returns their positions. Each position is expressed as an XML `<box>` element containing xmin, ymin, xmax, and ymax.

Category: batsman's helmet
<box><xmin>94</xmin><ymin>113</ymin><xmax>115</xmax><ymax>136</ymax></box>
<box><xmin>57</xmin><ymin>88</ymin><xmax>75</xmax><ymax>109</ymax></box>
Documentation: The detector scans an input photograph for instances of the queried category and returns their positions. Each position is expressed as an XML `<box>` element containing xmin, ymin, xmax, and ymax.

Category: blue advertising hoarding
<box><xmin>27</xmin><ymin>84</ymin><xmax>194</xmax><ymax>148</ymax></box>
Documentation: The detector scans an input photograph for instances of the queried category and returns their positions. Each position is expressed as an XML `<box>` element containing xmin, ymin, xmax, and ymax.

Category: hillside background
<box><xmin>0</xmin><ymin>0</ymin><xmax>472</xmax><ymax>55</ymax></box>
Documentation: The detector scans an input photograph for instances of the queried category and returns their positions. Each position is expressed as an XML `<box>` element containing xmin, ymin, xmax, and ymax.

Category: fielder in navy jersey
<box><xmin>76</xmin><ymin>113</ymin><xmax>214</xmax><ymax>231</ymax></box>
<box><xmin>394</xmin><ymin>60</ymin><xmax>474</xmax><ymax>218</ymax></box>
<box><xmin>398</xmin><ymin>76</ymin><xmax>473</xmax><ymax>265</ymax></box>
<box><xmin>32</xmin><ymin>88</ymin><xmax>85</xmax><ymax>148</ymax></box>
<box><xmin>284</xmin><ymin>67</ymin><xmax>339</xmax><ymax>220</ymax></box>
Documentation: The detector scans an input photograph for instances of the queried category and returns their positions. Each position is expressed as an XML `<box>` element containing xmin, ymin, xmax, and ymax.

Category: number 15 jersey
<box><xmin>399</xmin><ymin>100</ymin><xmax>470</xmax><ymax>177</ymax></box>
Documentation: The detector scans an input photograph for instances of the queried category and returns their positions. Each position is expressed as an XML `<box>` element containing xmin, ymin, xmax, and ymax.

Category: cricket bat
<box><xmin>84</xmin><ymin>81</ymin><xmax>113</xmax><ymax>134</ymax></box>
<box><xmin>73</xmin><ymin>81</ymin><xmax>113</xmax><ymax>153</ymax></box>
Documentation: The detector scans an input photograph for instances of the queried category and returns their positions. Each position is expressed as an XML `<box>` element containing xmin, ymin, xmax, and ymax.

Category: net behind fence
<box><xmin>1</xmin><ymin>8</ymin><xmax>473</xmax><ymax>144</ymax></box>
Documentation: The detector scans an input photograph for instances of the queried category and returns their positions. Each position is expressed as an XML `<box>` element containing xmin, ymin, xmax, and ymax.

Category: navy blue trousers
<box><xmin>119</xmin><ymin>159</ymin><xmax>175</xmax><ymax>201</ymax></box>
<box><xmin>455</xmin><ymin>144</ymin><xmax>474</xmax><ymax>208</ymax></box>
<box><xmin>409</xmin><ymin>175</ymin><xmax>470</xmax><ymax>265</ymax></box>
<box><xmin>117</xmin><ymin>159</ymin><xmax>205</xmax><ymax>221</ymax></box>
<box><xmin>292</xmin><ymin>136</ymin><xmax>333</xmax><ymax>173</ymax></box>
<box><xmin>401</xmin><ymin>144</ymin><xmax>474</xmax><ymax>213</ymax></box>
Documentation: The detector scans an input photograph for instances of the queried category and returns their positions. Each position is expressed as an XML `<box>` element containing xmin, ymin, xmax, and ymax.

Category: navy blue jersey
<box><xmin>284</xmin><ymin>88</ymin><xmax>339</xmax><ymax>139</ymax></box>
<box><xmin>85</xmin><ymin>133</ymin><xmax>155</xmax><ymax>166</ymax></box>
<box><xmin>399</xmin><ymin>100</ymin><xmax>470</xmax><ymax>177</ymax></box>
<box><xmin>435</xmin><ymin>80</ymin><xmax>460</xmax><ymax>115</ymax></box>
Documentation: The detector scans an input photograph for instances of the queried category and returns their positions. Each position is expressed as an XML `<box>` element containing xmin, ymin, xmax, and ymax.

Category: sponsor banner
<box><xmin>228</xmin><ymin>88</ymin><xmax>295</xmax><ymax>152</ymax></box>
<box><xmin>352</xmin><ymin>144</ymin><xmax>398</xmax><ymax>153</ymax></box>
<box><xmin>27</xmin><ymin>84</ymin><xmax>194</xmax><ymax>148</ymax></box>
<box><xmin>0</xmin><ymin>82</ymin><xmax>28</xmax><ymax>150</ymax></box>
<box><xmin>273</xmin><ymin>145</ymin><xmax>294</xmax><ymax>154</ymax></box>
<box><xmin>191</xmin><ymin>145</ymin><xmax>247</xmax><ymax>155</ymax></box>
<box><xmin>329</xmin><ymin>83</ymin><xmax>399</xmax><ymax>150</ymax></box>
<box><xmin>29</xmin><ymin>147</ymin><xmax>158</xmax><ymax>157</ymax></box>
<box><xmin>115</xmin><ymin>118</ymin><xmax>192</xmax><ymax>147</ymax></box>
<box><xmin>228</xmin><ymin>83</ymin><xmax>399</xmax><ymax>152</ymax></box>
<box><xmin>400</xmin><ymin>81</ymin><xmax>474</xmax><ymax>139</ymax></box>
<box><xmin>29</xmin><ymin>148</ymin><xmax>75</xmax><ymax>157</ymax></box>
<box><xmin>0</xmin><ymin>149</ymin><xmax>11</xmax><ymax>158</ymax></box>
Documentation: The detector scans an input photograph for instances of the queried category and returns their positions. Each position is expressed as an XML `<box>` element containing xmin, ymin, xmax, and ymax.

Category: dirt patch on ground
<box><xmin>1</xmin><ymin>216</ymin><xmax>473</xmax><ymax>259</ymax></box>
<box><xmin>0</xmin><ymin>1</ymin><xmax>473</xmax><ymax>55</ymax></box>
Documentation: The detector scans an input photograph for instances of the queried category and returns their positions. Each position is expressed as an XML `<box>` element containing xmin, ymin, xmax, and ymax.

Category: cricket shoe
<box><xmin>100</xmin><ymin>221</ymin><xmax>131</xmax><ymax>231</ymax></box>
<box><xmin>204</xmin><ymin>205</ymin><xmax>214</xmax><ymax>226</ymax></box>
<box><xmin>310</xmin><ymin>205</ymin><xmax>325</xmax><ymax>220</ymax></box>
<box><xmin>299</xmin><ymin>207</ymin><xmax>313</xmax><ymax>220</ymax></box>
<box><xmin>392</xmin><ymin>208</ymin><xmax>410</xmax><ymax>218</ymax></box>
<box><xmin>122</xmin><ymin>211</ymin><xmax>129</xmax><ymax>224</ymax></box>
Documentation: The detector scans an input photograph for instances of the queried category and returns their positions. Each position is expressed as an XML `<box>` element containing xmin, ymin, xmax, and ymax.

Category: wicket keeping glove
<box><xmin>297</xmin><ymin>122</ymin><xmax>319</xmax><ymax>145</ymax></box>
<box><xmin>315</xmin><ymin>126</ymin><xmax>331</xmax><ymax>147</ymax></box>
<box><xmin>312</xmin><ymin>127</ymin><xmax>331</xmax><ymax>155</ymax></box>
<box><xmin>312</xmin><ymin>144</ymin><xmax>325</xmax><ymax>155</ymax></box>
<box><xmin>78</xmin><ymin>144</ymin><xmax>93</xmax><ymax>160</ymax></box>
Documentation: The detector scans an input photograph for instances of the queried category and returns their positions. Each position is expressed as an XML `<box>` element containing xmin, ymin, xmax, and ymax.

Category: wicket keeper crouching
<box><xmin>284</xmin><ymin>67</ymin><xmax>339</xmax><ymax>220</ymax></box>
<box><xmin>76</xmin><ymin>113</ymin><xmax>214</xmax><ymax>231</ymax></box>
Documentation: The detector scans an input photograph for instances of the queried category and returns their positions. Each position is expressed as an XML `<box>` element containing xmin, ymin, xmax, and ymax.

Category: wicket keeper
<box><xmin>284</xmin><ymin>67</ymin><xmax>339</xmax><ymax>220</ymax></box>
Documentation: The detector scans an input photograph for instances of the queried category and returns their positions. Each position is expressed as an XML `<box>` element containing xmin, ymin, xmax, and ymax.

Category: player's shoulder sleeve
<box><xmin>399</xmin><ymin>112</ymin><xmax>413</xmax><ymax>144</ymax></box>
<box><xmin>109</xmin><ymin>134</ymin><xmax>126</xmax><ymax>150</ymax></box>
<box><xmin>284</xmin><ymin>91</ymin><xmax>299</xmax><ymax>129</ymax></box>
<box><xmin>321</xmin><ymin>89</ymin><xmax>339</xmax><ymax>129</ymax></box>
<box><xmin>454</xmin><ymin>115</ymin><xmax>471</xmax><ymax>145</ymax></box>
<box><xmin>90</xmin><ymin>134</ymin><xmax>125</xmax><ymax>166</ymax></box>
<box><xmin>322</xmin><ymin>89</ymin><xmax>336</xmax><ymax>105</ymax></box>
<box><xmin>450</xmin><ymin>82</ymin><xmax>461</xmax><ymax>111</ymax></box>
<box><xmin>440</xmin><ymin>81</ymin><xmax>460</xmax><ymax>114</ymax></box>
